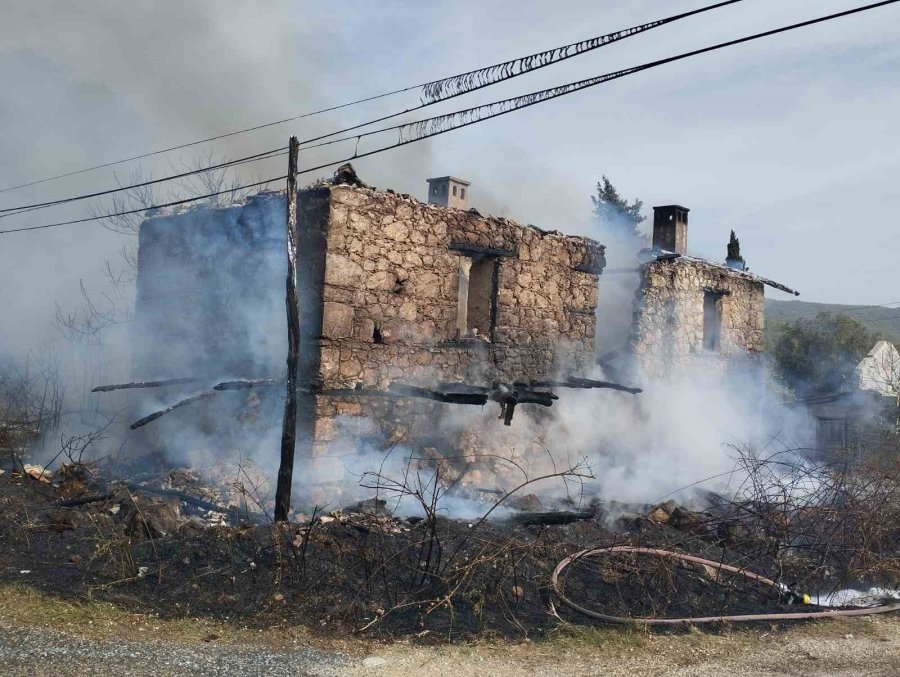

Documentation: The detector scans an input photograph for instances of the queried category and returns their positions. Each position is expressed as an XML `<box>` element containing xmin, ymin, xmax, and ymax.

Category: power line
<box><xmin>2</xmin><ymin>0</ymin><xmax>897</xmax><ymax>237</ymax></box>
<box><xmin>0</xmin><ymin>147</ymin><xmax>287</xmax><ymax>218</ymax></box>
<box><xmin>0</xmin><ymin>177</ymin><xmax>287</xmax><ymax>234</ymax></box>
<box><xmin>0</xmin><ymin>0</ymin><xmax>744</xmax><ymax>199</ymax></box>
<box><xmin>272</xmin><ymin>0</ymin><xmax>900</xmax><ymax>173</ymax></box>
<box><xmin>0</xmin><ymin>0</ymin><xmax>884</xmax><ymax>220</ymax></box>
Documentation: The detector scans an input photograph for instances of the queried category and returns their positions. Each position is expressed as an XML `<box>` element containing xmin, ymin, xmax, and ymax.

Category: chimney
<box><xmin>426</xmin><ymin>176</ymin><xmax>470</xmax><ymax>210</ymax></box>
<box><xmin>652</xmin><ymin>205</ymin><xmax>689</xmax><ymax>255</ymax></box>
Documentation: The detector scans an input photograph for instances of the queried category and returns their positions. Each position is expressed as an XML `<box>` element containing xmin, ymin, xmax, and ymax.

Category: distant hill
<box><xmin>765</xmin><ymin>299</ymin><xmax>900</xmax><ymax>343</ymax></box>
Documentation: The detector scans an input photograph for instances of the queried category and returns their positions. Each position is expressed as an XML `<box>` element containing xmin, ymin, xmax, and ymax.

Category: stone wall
<box><xmin>134</xmin><ymin>192</ymin><xmax>287</xmax><ymax>380</ymax></box>
<box><xmin>135</xmin><ymin>181</ymin><xmax>605</xmax><ymax>471</ymax></box>
<box><xmin>307</xmin><ymin>183</ymin><xmax>603</xmax><ymax>454</ymax></box>
<box><xmin>629</xmin><ymin>257</ymin><xmax>765</xmax><ymax>379</ymax></box>
<box><xmin>313</xmin><ymin>184</ymin><xmax>602</xmax><ymax>391</ymax></box>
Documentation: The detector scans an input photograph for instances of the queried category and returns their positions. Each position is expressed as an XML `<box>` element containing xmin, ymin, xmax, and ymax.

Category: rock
<box><xmin>647</xmin><ymin>507</ymin><xmax>671</xmax><ymax>524</ymax></box>
<box><xmin>362</xmin><ymin>656</ymin><xmax>387</xmax><ymax>668</ymax></box>
<box><xmin>669</xmin><ymin>506</ymin><xmax>703</xmax><ymax>531</ymax></box>
<box><xmin>366</xmin><ymin>270</ymin><xmax>397</xmax><ymax>291</ymax></box>
<box><xmin>325</xmin><ymin>254</ymin><xmax>364</xmax><ymax>287</ymax></box>
<box><xmin>322</xmin><ymin>302</ymin><xmax>354</xmax><ymax>338</ymax></box>
<box><xmin>509</xmin><ymin>493</ymin><xmax>542</xmax><ymax>512</ymax></box>
<box><xmin>124</xmin><ymin>498</ymin><xmax>183</xmax><ymax>539</ymax></box>
<box><xmin>22</xmin><ymin>464</ymin><xmax>51</xmax><ymax>483</ymax></box>
<box><xmin>657</xmin><ymin>499</ymin><xmax>677</xmax><ymax>515</ymax></box>
<box><xmin>45</xmin><ymin>509</ymin><xmax>84</xmax><ymax>532</ymax></box>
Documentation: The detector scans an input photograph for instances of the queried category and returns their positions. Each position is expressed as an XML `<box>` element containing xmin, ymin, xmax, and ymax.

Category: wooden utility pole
<box><xmin>275</xmin><ymin>135</ymin><xmax>300</xmax><ymax>522</ymax></box>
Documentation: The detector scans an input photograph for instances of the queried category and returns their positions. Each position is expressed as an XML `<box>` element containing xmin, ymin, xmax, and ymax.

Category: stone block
<box><xmin>325</xmin><ymin>254</ymin><xmax>364</xmax><ymax>287</ymax></box>
<box><xmin>322</xmin><ymin>302</ymin><xmax>354</xmax><ymax>339</ymax></box>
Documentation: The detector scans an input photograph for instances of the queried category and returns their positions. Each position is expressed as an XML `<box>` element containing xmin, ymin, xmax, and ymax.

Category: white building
<box><xmin>854</xmin><ymin>341</ymin><xmax>900</xmax><ymax>397</ymax></box>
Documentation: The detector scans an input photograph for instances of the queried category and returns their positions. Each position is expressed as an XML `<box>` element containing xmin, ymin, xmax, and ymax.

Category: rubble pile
<box><xmin>1</xmin><ymin>454</ymin><xmax>898</xmax><ymax>638</ymax></box>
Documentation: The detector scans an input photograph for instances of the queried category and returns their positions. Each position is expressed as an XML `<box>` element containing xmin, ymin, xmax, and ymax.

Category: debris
<box><xmin>54</xmin><ymin>492</ymin><xmax>115</xmax><ymax>508</ymax></box>
<box><xmin>332</xmin><ymin>163</ymin><xmax>368</xmax><ymax>188</ymax></box>
<box><xmin>647</xmin><ymin>507</ymin><xmax>671</xmax><ymax>524</ymax></box>
<box><xmin>45</xmin><ymin>509</ymin><xmax>85</xmax><ymax>532</ymax></box>
<box><xmin>509</xmin><ymin>493</ymin><xmax>543</xmax><ymax>512</ymax></box>
<box><xmin>124</xmin><ymin>498</ymin><xmax>183</xmax><ymax>539</ymax></box>
<box><xmin>22</xmin><ymin>464</ymin><xmax>51</xmax><ymax>483</ymax></box>
<box><xmin>508</xmin><ymin>510</ymin><xmax>594</xmax><ymax>526</ymax></box>
<box><xmin>344</xmin><ymin>498</ymin><xmax>388</xmax><ymax>515</ymax></box>
<box><xmin>123</xmin><ymin>482</ymin><xmax>229</xmax><ymax>515</ymax></box>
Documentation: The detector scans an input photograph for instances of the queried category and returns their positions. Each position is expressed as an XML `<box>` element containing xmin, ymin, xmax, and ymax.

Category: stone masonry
<box><xmin>299</xmin><ymin>181</ymin><xmax>604</xmax><ymax>450</ymax></box>
<box><xmin>135</xmin><ymin>173</ymin><xmax>605</xmax><ymax>469</ymax></box>
<box><xmin>629</xmin><ymin>256</ymin><xmax>766</xmax><ymax>380</ymax></box>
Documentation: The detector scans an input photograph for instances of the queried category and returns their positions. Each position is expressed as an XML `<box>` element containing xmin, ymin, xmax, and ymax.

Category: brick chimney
<box><xmin>652</xmin><ymin>205</ymin><xmax>689</xmax><ymax>255</ymax></box>
<box><xmin>427</xmin><ymin>176</ymin><xmax>470</xmax><ymax>209</ymax></box>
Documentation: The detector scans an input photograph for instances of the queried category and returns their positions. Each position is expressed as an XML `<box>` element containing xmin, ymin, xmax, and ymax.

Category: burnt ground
<box><xmin>1</xmin><ymin>461</ymin><xmax>877</xmax><ymax>643</ymax></box>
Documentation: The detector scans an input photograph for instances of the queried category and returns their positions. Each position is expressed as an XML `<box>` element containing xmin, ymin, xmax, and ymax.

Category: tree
<box><xmin>770</xmin><ymin>312</ymin><xmax>879</xmax><ymax>397</ymax></box>
<box><xmin>726</xmin><ymin>230</ymin><xmax>745</xmax><ymax>266</ymax></box>
<box><xmin>591</xmin><ymin>175</ymin><xmax>645</xmax><ymax>241</ymax></box>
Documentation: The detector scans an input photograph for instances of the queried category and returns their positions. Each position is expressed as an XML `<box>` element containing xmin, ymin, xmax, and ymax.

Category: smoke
<box><xmin>7</xmin><ymin>181</ymin><xmax>818</xmax><ymax>523</ymax></box>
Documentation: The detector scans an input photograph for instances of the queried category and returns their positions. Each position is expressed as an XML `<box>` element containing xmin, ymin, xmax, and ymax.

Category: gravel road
<box><xmin>0</xmin><ymin>621</ymin><xmax>351</xmax><ymax>677</ymax></box>
<box><xmin>0</xmin><ymin>609</ymin><xmax>897</xmax><ymax>677</ymax></box>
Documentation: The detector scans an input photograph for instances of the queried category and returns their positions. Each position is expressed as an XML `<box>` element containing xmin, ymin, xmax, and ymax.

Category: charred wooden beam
<box><xmin>92</xmin><ymin>378</ymin><xmax>203</xmax><ymax>393</ymax></box>
<box><xmin>524</xmin><ymin>377</ymin><xmax>642</xmax><ymax>395</ymax></box>
<box><xmin>54</xmin><ymin>492</ymin><xmax>114</xmax><ymax>508</ymax></box>
<box><xmin>129</xmin><ymin>391</ymin><xmax>218</xmax><ymax>430</ymax></box>
<box><xmin>448</xmin><ymin>242</ymin><xmax>517</xmax><ymax>258</ymax></box>
<box><xmin>388</xmin><ymin>383</ymin><xmax>488</xmax><ymax>405</ymax></box>
<box><xmin>123</xmin><ymin>482</ymin><xmax>229</xmax><ymax>515</ymax></box>
<box><xmin>213</xmin><ymin>378</ymin><xmax>278</xmax><ymax>391</ymax></box>
<box><xmin>507</xmin><ymin>510</ymin><xmax>595</xmax><ymax>525</ymax></box>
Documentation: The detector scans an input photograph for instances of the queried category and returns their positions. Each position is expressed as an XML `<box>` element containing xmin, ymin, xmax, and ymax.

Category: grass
<box><xmin>0</xmin><ymin>583</ymin><xmax>338</xmax><ymax>650</ymax></box>
<box><xmin>1</xmin><ymin>580</ymin><xmax>895</xmax><ymax>665</ymax></box>
<box><xmin>546</xmin><ymin>622</ymin><xmax>649</xmax><ymax>652</ymax></box>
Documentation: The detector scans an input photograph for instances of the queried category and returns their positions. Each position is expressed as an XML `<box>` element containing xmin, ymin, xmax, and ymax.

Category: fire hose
<box><xmin>551</xmin><ymin>546</ymin><xmax>900</xmax><ymax>625</ymax></box>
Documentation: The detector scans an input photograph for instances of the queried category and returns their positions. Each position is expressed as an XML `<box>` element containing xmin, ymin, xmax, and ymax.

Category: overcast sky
<box><xmin>2</xmin><ymin>0</ymin><xmax>899</xmax><ymax>355</ymax></box>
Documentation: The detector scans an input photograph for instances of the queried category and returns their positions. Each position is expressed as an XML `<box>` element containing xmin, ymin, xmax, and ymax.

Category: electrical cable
<box><xmin>0</xmin><ymin>147</ymin><xmax>287</xmax><ymax>218</ymax></box>
<box><xmin>0</xmin><ymin>0</ymin><xmax>744</xmax><ymax>197</ymax></box>
<box><xmin>3</xmin><ymin>0</ymin><xmax>897</xmax><ymax>236</ymax></box>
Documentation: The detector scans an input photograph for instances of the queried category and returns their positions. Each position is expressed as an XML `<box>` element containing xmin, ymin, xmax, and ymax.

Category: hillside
<box><xmin>765</xmin><ymin>299</ymin><xmax>900</xmax><ymax>343</ymax></box>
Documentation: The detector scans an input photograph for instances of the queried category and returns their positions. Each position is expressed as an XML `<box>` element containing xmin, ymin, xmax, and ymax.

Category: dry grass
<box><xmin>0</xmin><ymin>583</ymin><xmax>346</xmax><ymax>652</ymax></box>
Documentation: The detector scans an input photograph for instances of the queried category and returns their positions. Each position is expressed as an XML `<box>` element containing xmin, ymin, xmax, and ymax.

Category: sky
<box><xmin>1</xmin><ymin>0</ymin><xmax>899</xmax><ymax>356</ymax></box>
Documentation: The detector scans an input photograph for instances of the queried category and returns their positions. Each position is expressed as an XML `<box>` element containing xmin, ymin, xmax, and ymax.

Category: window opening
<box><xmin>703</xmin><ymin>291</ymin><xmax>723</xmax><ymax>351</ymax></box>
<box><xmin>456</xmin><ymin>255</ymin><xmax>496</xmax><ymax>339</ymax></box>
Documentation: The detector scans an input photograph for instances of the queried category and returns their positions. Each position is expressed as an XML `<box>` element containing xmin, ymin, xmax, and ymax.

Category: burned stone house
<box><xmin>628</xmin><ymin>205</ymin><xmax>798</xmax><ymax>380</ymax></box>
<box><xmin>134</xmin><ymin>170</ymin><xmax>603</xmax><ymax>466</ymax></box>
<box><xmin>133</xmin><ymin>169</ymin><xmax>796</xmax><ymax>486</ymax></box>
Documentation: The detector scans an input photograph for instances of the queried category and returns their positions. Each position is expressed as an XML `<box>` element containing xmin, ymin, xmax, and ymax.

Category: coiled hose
<box><xmin>551</xmin><ymin>545</ymin><xmax>900</xmax><ymax>625</ymax></box>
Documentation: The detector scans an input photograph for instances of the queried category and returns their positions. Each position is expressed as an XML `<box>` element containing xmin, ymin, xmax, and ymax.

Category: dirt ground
<box><xmin>0</xmin><ymin>584</ymin><xmax>897</xmax><ymax>677</ymax></box>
